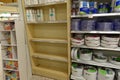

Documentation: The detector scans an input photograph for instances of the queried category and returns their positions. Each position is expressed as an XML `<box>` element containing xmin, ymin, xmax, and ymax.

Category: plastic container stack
<box><xmin>84</xmin><ymin>66</ymin><xmax>97</xmax><ymax>80</ymax></box>
<box><xmin>85</xmin><ymin>34</ymin><xmax>100</xmax><ymax>47</ymax></box>
<box><xmin>71</xmin><ymin>34</ymin><xmax>84</xmax><ymax>46</ymax></box>
<box><xmin>93</xmin><ymin>52</ymin><xmax>107</xmax><ymax>63</ymax></box>
<box><xmin>98</xmin><ymin>68</ymin><xmax>115</xmax><ymax>80</ymax></box>
<box><xmin>113</xmin><ymin>19</ymin><xmax>120</xmax><ymax>31</ymax></box>
<box><xmin>71</xmin><ymin>19</ymin><xmax>81</xmax><ymax>31</ymax></box>
<box><xmin>101</xmin><ymin>35</ymin><xmax>119</xmax><ymax>48</ymax></box>
<box><xmin>81</xmin><ymin>20</ymin><xmax>96</xmax><ymax>31</ymax></box>
<box><xmin>80</xmin><ymin>49</ymin><xmax>93</xmax><ymax>61</ymax></box>
<box><xmin>72</xmin><ymin>63</ymin><xmax>83</xmax><ymax>77</ymax></box>
<box><xmin>96</xmin><ymin>22</ymin><xmax>113</xmax><ymax>31</ymax></box>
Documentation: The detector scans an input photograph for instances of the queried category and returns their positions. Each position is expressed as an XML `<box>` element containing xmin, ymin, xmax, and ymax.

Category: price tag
<box><xmin>88</xmin><ymin>14</ymin><xmax>93</xmax><ymax>18</ymax></box>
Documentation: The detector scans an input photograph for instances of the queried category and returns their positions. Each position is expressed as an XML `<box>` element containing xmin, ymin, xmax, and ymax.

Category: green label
<box><xmin>50</xmin><ymin>14</ymin><xmax>54</xmax><ymax>16</ymax></box>
<box><xmin>37</xmin><ymin>15</ymin><xmax>41</xmax><ymax>17</ymax></box>
<box><xmin>88</xmin><ymin>69</ymin><xmax>96</xmax><ymax>73</ymax></box>
<box><xmin>99</xmin><ymin>69</ymin><xmax>107</xmax><ymax>75</ymax></box>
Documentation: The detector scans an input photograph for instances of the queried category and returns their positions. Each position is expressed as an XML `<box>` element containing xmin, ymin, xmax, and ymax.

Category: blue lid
<box><xmin>89</xmin><ymin>2</ymin><xmax>94</xmax><ymax>7</ymax></box>
<box><xmin>83</xmin><ymin>1</ymin><xmax>87</xmax><ymax>7</ymax></box>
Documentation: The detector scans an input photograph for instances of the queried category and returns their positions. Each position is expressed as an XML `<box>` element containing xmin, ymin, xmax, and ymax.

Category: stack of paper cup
<box><xmin>72</xmin><ymin>63</ymin><xmax>83</xmax><ymax>77</ymax></box>
<box><xmin>118</xmin><ymin>71</ymin><xmax>120</xmax><ymax>80</ymax></box>
<box><xmin>93</xmin><ymin>51</ymin><xmax>107</xmax><ymax>63</ymax></box>
<box><xmin>71</xmin><ymin>48</ymin><xmax>80</xmax><ymax>60</ymax></box>
<box><xmin>72</xmin><ymin>34</ymin><xmax>84</xmax><ymax>46</ymax></box>
<box><xmin>109</xmin><ymin>56</ymin><xmax>120</xmax><ymax>65</ymax></box>
<box><xmin>71</xmin><ymin>38</ymin><xmax>84</xmax><ymax>46</ymax></box>
<box><xmin>98</xmin><ymin>68</ymin><xmax>115</xmax><ymax>80</ymax></box>
<box><xmin>84</xmin><ymin>66</ymin><xmax>97</xmax><ymax>80</ymax></box>
<box><xmin>101</xmin><ymin>35</ymin><xmax>119</xmax><ymax>48</ymax></box>
<box><xmin>85</xmin><ymin>35</ymin><xmax>100</xmax><ymax>47</ymax></box>
<box><xmin>80</xmin><ymin>49</ymin><xmax>93</xmax><ymax>61</ymax></box>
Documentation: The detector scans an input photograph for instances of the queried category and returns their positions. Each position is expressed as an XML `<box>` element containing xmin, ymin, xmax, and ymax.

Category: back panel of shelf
<box><xmin>28</xmin><ymin>23</ymin><xmax>67</xmax><ymax>40</ymax></box>
<box><xmin>30</xmin><ymin>41</ymin><xmax>68</xmax><ymax>58</ymax></box>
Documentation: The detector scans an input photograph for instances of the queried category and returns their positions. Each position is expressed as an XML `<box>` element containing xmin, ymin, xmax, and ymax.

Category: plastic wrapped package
<box><xmin>101</xmin><ymin>35</ymin><xmax>119</xmax><ymax>48</ymax></box>
<box><xmin>84</xmin><ymin>66</ymin><xmax>97</xmax><ymax>80</ymax></box>
<box><xmin>72</xmin><ymin>63</ymin><xmax>83</xmax><ymax>77</ymax></box>
<box><xmin>113</xmin><ymin>19</ymin><xmax>120</xmax><ymax>31</ymax></box>
<box><xmin>81</xmin><ymin>20</ymin><xmax>96</xmax><ymax>31</ymax></box>
<box><xmin>96</xmin><ymin>22</ymin><xmax>113</xmax><ymax>31</ymax></box>
<box><xmin>93</xmin><ymin>51</ymin><xmax>107</xmax><ymax>63</ymax></box>
<box><xmin>80</xmin><ymin>49</ymin><xmax>93</xmax><ymax>61</ymax></box>
<box><xmin>98</xmin><ymin>68</ymin><xmax>115</xmax><ymax>80</ymax></box>
<box><xmin>71</xmin><ymin>19</ymin><xmax>81</xmax><ymax>31</ymax></box>
<box><xmin>71</xmin><ymin>34</ymin><xmax>84</xmax><ymax>46</ymax></box>
<box><xmin>85</xmin><ymin>34</ymin><xmax>100</xmax><ymax>47</ymax></box>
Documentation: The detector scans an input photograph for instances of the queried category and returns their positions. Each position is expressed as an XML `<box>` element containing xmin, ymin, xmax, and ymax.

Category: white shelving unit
<box><xmin>0</xmin><ymin>20</ymin><xmax>19</xmax><ymax>80</ymax></box>
<box><xmin>70</xmin><ymin>1</ymin><xmax>120</xmax><ymax>80</ymax></box>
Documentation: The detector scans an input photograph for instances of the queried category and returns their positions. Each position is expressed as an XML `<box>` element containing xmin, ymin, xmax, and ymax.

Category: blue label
<box><xmin>80</xmin><ymin>7</ymin><xmax>89</xmax><ymax>14</ymax></box>
<box><xmin>90</xmin><ymin>8</ymin><xmax>98</xmax><ymax>14</ymax></box>
<box><xmin>83</xmin><ymin>1</ymin><xmax>87</xmax><ymax>7</ymax></box>
<box><xmin>116</xmin><ymin>0</ymin><xmax>120</xmax><ymax>6</ymax></box>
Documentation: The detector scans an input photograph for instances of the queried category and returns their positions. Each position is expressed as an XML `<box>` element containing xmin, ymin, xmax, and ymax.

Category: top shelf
<box><xmin>71</xmin><ymin>13</ymin><xmax>120</xmax><ymax>18</ymax></box>
<box><xmin>25</xmin><ymin>0</ymin><xmax>67</xmax><ymax>8</ymax></box>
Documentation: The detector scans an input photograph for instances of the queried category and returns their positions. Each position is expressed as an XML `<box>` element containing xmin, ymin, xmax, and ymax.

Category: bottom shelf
<box><xmin>4</xmin><ymin>70</ymin><xmax>19</xmax><ymax>80</ymax></box>
<box><xmin>71</xmin><ymin>75</ymin><xmax>85</xmax><ymax>80</ymax></box>
<box><xmin>32</xmin><ymin>66</ymin><xmax>68</xmax><ymax>80</ymax></box>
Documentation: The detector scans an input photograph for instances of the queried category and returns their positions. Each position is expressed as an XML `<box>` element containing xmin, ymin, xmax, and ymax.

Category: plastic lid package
<box><xmin>81</xmin><ymin>20</ymin><xmax>96</xmax><ymax>31</ymax></box>
<box><xmin>96</xmin><ymin>22</ymin><xmax>113</xmax><ymax>31</ymax></box>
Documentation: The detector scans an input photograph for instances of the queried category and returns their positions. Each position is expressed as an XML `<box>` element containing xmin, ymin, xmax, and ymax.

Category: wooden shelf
<box><xmin>0</xmin><ymin>20</ymin><xmax>15</xmax><ymax>23</ymax></box>
<box><xmin>30</xmin><ymin>38</ymin><xmax>68</xmax><ymax>44</ymax></box>
<box><xmin>0</xmin><ymin>30</ymin><xmax>15</xmax><ymax>32</ymax></box>
<box><xmin>32</xmin><ymin>66</ymin><xmax>68</xmax><ymax>80</ymax></box>
<box><xmin>32</xmin><ymin>53</ymin><xmax>67</xmax><ymax>62</ymax></box>
<box><xmin>0</xmin><ymin>6</ymin><xmax>18</xmax><ymax>13</ymax></box>
<box><xmin>3</xmin><ymin>2</ymin><xmax>18</xmax><ymax>7</ymax></box>
<box><xmin>25</xmin><ymin>1</ymin><xmax>67</xmax><ymax>8</ymax></box>
<box><xmin>3</xmin><ymin>58</ymin><xmax>18</xmax><ymax>61</ymax></box>
<box><xmin>3</xmin><ymin>68</ymin><xmax>18</xmax><ymax>72</ymax></box>
<box><xmin>1</xmin><ymin>44</ymin><xmax>17</xmax><ymax>46</ymax></box>
<box><xmin>27</xmin><ymin>20</ymin><xmax>67</xmax><ymax>24</ymax></box>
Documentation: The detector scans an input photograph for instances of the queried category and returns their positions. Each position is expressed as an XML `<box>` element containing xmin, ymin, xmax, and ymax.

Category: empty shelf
<box><xmin>3</xmin><ymin>68</ymin><xmax>18</xmax><ymax>71</ymax></box>
<box><xmin>3</xmin><ymin>58</ymin><xmax>18</xmax><ymax>61</ymax></box>
<box><xmin>30</xmin><ymin>38</ymin><xmax>68</xmax><ymax>44</ymax></box>
<box><xmin>27</xmin><ymin>20</ymin><xmax>67</xmax><ymax>24</ymax></box>
<box><xmin>32</xmin><ymin>53</ymin><xmax>67</xmax><ymax>62</ymax></box>
<box><xmin>25</xmin><ymin>1</ymin><xmax>67</xmax><ymax>8</ymax></box>
<box><xmin>32</xmin><ymin>66</ymin><xmax>68</xmax><ymax>80</ymax></box>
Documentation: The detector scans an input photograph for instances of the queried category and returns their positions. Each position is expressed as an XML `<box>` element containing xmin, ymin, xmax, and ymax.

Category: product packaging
<box><xmin>84</xmin><ymin>66</ymin><xmax>97</xmax><ymax>80</ymax></box>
